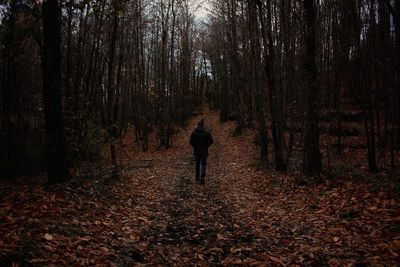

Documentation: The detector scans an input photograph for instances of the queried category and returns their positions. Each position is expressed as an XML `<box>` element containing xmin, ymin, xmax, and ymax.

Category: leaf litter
<box><xmin>0</xmin><ymin>107</ymin><xmax>399</xmax><ymax>266</ymax></box>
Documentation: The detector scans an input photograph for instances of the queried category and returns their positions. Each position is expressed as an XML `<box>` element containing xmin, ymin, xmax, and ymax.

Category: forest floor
<box><xmin>1</xmin><ymin>107</ymin><xmax>400</xmax><ymax>266</ymax></box>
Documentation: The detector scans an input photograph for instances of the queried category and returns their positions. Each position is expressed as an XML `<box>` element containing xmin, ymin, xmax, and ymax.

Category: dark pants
<box><xmin>195</xmin><ymin>156</ymin><xmax>207</xmax><ymax>181</ymax></box>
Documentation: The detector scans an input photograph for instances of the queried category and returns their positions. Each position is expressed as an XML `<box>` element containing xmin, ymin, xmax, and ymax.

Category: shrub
<box><xmin>66</xmin><ymin>112</ymin><xmax>106</xmax><ymax>163</ymax></box>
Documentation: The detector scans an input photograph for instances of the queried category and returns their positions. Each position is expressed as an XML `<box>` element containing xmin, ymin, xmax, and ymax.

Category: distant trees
<box><xmin>0</xmin><ymin>0</ymin><xmax>399</xmax><ymax>181</ymax></box>
<box><xmin>205</xmin><ymin>0</ymin><xmax>399</xmax><ymax>176</ymax></box>
<box><xmin>0</xmin><ymin>0</ymin><xmax>202</xmax><ymax>180</ymax></box>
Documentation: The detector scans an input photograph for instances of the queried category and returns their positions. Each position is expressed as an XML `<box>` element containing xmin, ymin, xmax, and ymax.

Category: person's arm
<box><xmin>189</xmin><ymin>132</ymin><xmax>195</xmax><ymax>147</ymax></box>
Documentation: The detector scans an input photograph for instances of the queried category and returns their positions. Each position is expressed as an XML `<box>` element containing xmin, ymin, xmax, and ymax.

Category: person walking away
<box><xmin>189</xmin><ymin>119</ymin><xmax>214</xmax><ymax>184</ymax></box>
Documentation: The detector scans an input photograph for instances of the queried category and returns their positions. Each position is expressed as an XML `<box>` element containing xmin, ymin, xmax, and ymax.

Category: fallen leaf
<box><xmin>268</xmin><ymin>255</ymin><xmax>282</xmax><ymax>263</ymax></box>
<box><xmin>99</xmin><ymin>247</ymin><xmax>109</xmax><ymax>254</ymax></box>
<box><xmin>217</xmin><ymin>233</ymin><xmax>226</xmax><ymax>241</ymax></box>
<box><xmin>122</xmin><ymin>225</ymin><xmax>133</xmax><ymax>233</ymax></box>
<box><xmin>242</xmin><ymin>258</ymin><xmax>257</xmax><ymax>265</ymax></box>
<box><xmin>43</xmin><ymin>244</ymin><xmax>55</xmax><ymax>252</ymax></box>
<box><xmin>231</xmin><ymin>247</ymin><xmax>252</xmax><ymax>254</ymax></box>
<box><xmin>223</xmin><ymin>257</ymin><xmax>242</xmax><ymax>265</ymax></box>
<box><xmin>197</xmin><ymin>253</ymin><xmax>204</xmax><ymax>260</ymax></box>
<box><xmin>209</xmin><ymin>247</ymin><xmax>224</xmax><ymax>254</ymax></box>
<box><xmin>44</xmin><ymin>233</ymin><xmax>54</xmax><ymax>241</ymax></box>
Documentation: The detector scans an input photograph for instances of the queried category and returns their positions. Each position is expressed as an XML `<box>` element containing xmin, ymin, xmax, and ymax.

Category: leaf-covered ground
<box><xmin>1</xmin><ymin>107</ymin><xmax>399</xmax><ymax>266</ymax></box>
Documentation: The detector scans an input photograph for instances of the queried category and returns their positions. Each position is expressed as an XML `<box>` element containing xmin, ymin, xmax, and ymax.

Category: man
<box><xmin>189</xmin><ymin>119</ymin><xmax>214</xmax><ymax>184</ymax></box>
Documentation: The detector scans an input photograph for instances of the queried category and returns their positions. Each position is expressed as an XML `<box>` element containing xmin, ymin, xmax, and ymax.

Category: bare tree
<box><xmin>42</xmin><ymin>0</ymin><xmax>70</xmax><ymax>182</ymax></box>
<box><xmin>302</xmin><ymin>0</ymin><xmax>322</xmax><ymax>175</ymax></box>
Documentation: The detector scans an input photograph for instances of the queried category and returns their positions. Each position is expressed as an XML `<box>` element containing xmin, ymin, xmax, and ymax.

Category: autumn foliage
<box><xmin>1</xmin><ymin>109</ymin><xmax>399</xmax><ymax>265</ymax></box>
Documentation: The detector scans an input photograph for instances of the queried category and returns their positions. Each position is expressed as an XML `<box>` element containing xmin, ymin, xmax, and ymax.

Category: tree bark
<box><xmin>42</xmin><ymin>0</ymin><xmax>70</xmax><ymax>182</ymax></box>
<box><xmin>258</xmin><ymin>0</ymin><xmax>286</xmax><ymax>171</ymax></box>
<box><xmin>250</xmin><ymin>0</ymin><xmax>268</xmax><ymax>162</ymax></box>
<box><xmin>302</xmin><ymin>0</ymin><xmax>322</xmax><ymax>176</ymax></box>
<box><xmin>365</xmin><ymin>0</ymin><xmax>378</xmax><ymax>173</ymax></box>
<box><xmin>107</xmin><ymin>0</ymin><xmax>120</xmax><ymax>175</ymax></box>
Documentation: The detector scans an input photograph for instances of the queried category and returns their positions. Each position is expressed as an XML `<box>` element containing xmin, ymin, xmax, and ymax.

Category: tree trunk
<box><xmin>258</xmin><ymin>0</ymin><xmax>286</xmax><ymax>171</ymax></box>
<box><xmin>228</xmin><ymin>0</ymin><xmax>245</xmax><ymax>133</ymax></box>
<box><xmin>302</xmin><ymin>0</ymin><xmax>322</xmax><ymax>176</ymax></box>
<box><xmin>107</xmin><ymin>0</ymin><xmax>120</xmax><ymax>176</ymax></box>
<box><xmin>250</xmin><ymin>0</ymin><xmax>269</xmax><ymax>162</ymax></box>
<box><xmin>365</xmin><ymin>92</ymin><xmax>378</xmax><ymax>173</ymax></box>
<box><xmin>392</xmin><ymin>0</ymin><xmax>400</xmax><ymax>148</ymax></box>
<box><xmin>42</xmin><ymin>0</ymin><xmax>70</xmax><ymax>182</ymax></box>
<box><xmin>365</xmin><ymin>0</ymin><xmax>379</xmax><ymax>173</ymax></box>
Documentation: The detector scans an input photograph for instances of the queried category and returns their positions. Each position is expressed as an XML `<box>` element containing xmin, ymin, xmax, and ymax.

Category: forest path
<box><xmin>118</xmin><ymin>106</ymin><xmax>400</xmax><ymax>266</ymax></box>
<box><xmin>122</xmin><ymin>107</ymin><xmax>273</xmax><ymax>265</ymax></box>
<box><xmin>1</xmin><ymin>107</ymin><xmax>399</xmax><ymax>266</ymax></box>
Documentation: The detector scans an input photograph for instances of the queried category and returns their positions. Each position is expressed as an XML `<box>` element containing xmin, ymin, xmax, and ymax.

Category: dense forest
<box><xmin>0</xmin><ymin>0</ymin><xmax>399</xmax><ymax>181</ymax></box>
<box><xmin>0</xmin><ymin>0</ymin><xmax>399</xmax><ymax>265</ymax></box>
<box><xmin>1</xmin><ymin>0</ymin><xmax>206</xmax><ymax>181</ymax></box>
<box><xmin>204</xmin><ymin>0</ymin><xmax>399</xmax><ymax>176</ymax></box>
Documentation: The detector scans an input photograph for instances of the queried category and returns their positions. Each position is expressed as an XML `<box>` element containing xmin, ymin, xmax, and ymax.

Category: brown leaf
<box><xmin>268</xmin><ymin>255</ymin><xmax>282</xmax><ymax>263</ymax></box>
<box><xmin>99</xmin><ymin>247</ymin><xmax>110</xmax><ymax>254</ymax></box>
<box><xmin>231</xmin><ymin>247</ymin><xmax>252</xmax><ymax>254</ymax></box>
<box><xmin>223</xmin><ymin>257</ymin><xmax>242</xmax><ymax>265</ymax></box>
<box><xmin>209</xmin><ymin>247</ymin><xmax>224</xmax><ymax>254</ymax></box>
<box><xmin>43</xmin><ymin>245</ymin><xmax>55</xmax><ymax>252</ymax></box>
<box><xmin>217</xmin><ymin>233</ymin><xmax>226</xmax><ymax>241</ymax></box>
<box><xmin>196</xmin><ymin>253</ymin><xmax>204</xmax><ymax>260</ymax></box>
<box><xmin>242</xmin><ymin>258</ymin><xmax>257</xmax><ymax>265</ymax></box>
<box><xmin>122</xmin><ymin>225</ymin><xmax>133</xmax><ymax>234</ymax></box>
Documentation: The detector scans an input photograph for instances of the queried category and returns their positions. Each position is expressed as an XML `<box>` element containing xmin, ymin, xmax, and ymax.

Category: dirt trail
<box><xmin>124</xmin><ymin>107</ymin><xmax>269</xmax><ymax>265</ymax></box>
<box><xmin>1</xmin><ymin>106</ymin><xmax>399</xmax><ymax>266</ymax></box>
<box><xmin>118</xmin><ymin>106</ymin><xmax>400</xmax><ymax>266</ymax></box>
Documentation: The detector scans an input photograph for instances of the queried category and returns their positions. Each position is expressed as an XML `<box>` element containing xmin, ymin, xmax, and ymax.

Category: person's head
<box><xmin>198</xmin><ymin>119</ymin><xmax>204</xmax><ymax>128</ymax></box>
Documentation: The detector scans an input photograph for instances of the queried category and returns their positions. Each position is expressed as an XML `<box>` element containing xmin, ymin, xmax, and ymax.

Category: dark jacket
<box><xmin>190</xmin><ymin>126</ymin><xmax>214</xmax><ymax>158</ymax></box>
